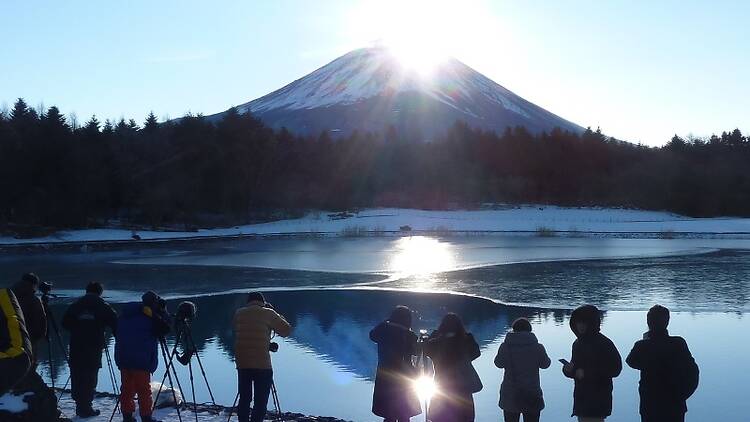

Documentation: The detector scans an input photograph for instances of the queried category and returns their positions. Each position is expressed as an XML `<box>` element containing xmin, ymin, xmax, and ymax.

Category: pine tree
<box><xmin>102</xmin><ymin>119</ymin><xmax>114</xmax><ymax>135</ymax></box>
<box><xmin>143</xmin><ymin>111</ymin><xmax>158</xmax><ymax>133</ymax></box>
<box><xmin>10</xmin><ymin>98</ymin><xmax>30</xmax><ymax>122</ymax></box>
<box><xmin>43</xmin><ymin>106</ymin><xmax>68</xmax><ymax>130</ymax></box>
<box><xmin>84</xmin><ymin>115</ymin><xmax>101</xmax><ymax>133</ymax></box>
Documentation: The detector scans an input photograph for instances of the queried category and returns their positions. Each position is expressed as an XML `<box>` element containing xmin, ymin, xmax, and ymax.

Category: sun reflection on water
<box><xmin>389</xmin><ymin>236</ymin><xmax>456</xmax><ymax>281</ymax></box>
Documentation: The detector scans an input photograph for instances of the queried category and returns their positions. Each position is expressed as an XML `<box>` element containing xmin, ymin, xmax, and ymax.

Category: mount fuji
<box><xmin>211</xmin><ymin>47</ymin><xmax>583</xmax><ymax>138</ymax></box>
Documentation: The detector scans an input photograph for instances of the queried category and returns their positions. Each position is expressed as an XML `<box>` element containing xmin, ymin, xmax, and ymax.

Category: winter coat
<box><xmin>424</xmin><ymin>332</ymin><xmax>481</xmax><ymax>422</ymax></box>
<box><xmin>370</xmin><ymin>321</ymin><xmax>422</xmax><ymax>419</ymax></box>
<box><xmin>11</xmin><ymin>282</ymin><xmax>46</xmax><ymax>348</ymax></box>
<box><xmin>626</xmin><ymin>330</ymin><xmax>699</xmax><ymax>418</ymax></box>
<box><xmin>494</xmin><ymin>331</ymin><xmax>551</xmax><ymax>412</ymax></box>
<box><xmin>563</xmin><ymin>308</ymin><xmax>622</xmax><ymax>418</ymax></box>
<box><xmin>62</xmin><ymin>293</ymin><xmax>117</xmax><ymax>369</ymax></box>
<box><xmin>232</xmin><ymin>301</ymin><xmax>292</xmax><ymax>369</ymax></box>
<box><xmin>114</xmin><ymin>303</ymin><xmax>170</xmax><ymax>373</ymax></box>
<box><xmin>0</xmin><ymin>288</ymin><xmax>32</xmax><ymax>394</ymax></box>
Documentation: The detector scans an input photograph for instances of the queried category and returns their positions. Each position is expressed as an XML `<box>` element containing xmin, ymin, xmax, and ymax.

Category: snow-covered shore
<box><xmin>2</xmin><ymin>206</ymin><xmax>750</xmax><ymax>246</ymax></box>
<box><xmin>0</xmin><ymin>389</ymin><xmax>351</xmax><ymax>422</ymax></box>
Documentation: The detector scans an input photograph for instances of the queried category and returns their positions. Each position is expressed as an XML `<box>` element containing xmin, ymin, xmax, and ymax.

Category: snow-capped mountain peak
<box><xmin>219</xmin><ymin>47</ymin><xmax>582</xmax><ymax>137</ymax></box>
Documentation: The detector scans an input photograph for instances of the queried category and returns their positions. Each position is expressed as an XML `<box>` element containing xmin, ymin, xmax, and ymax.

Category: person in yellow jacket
<box><xmin>0</xmin><ymin>287</ymin><xmax>33</xmax><ymax>395</ymax></box>
<box><xmin>233</xmin><ymin>291</ymin><xmax>292</xmax><ymax>422</ymax></box>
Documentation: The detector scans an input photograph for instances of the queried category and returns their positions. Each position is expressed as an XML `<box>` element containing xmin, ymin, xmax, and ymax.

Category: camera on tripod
<box><xmin>175</xmin><ymin>301</ymin><xmax>197</xmax><ymax>322</ymax></box>
<box><xmin>39</xmin><ymin>281</ymin><xmax>53</xmax><ymax>295</ymax></box>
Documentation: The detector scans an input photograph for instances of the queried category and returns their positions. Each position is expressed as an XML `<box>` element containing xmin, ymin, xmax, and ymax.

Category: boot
<box><xmin>76</xmin><ymin>406</ymin><xmax>101</xmax><ymax>418</ymax></box>
<box><xmin>140</xmin><ymin>415</ymin><xmax>162</xmax><ymax>422</ymax></box>
<box><xmin>122</xmin><ymin>413</ymin><xmax>137</xmax><ymax>422</ymax></box>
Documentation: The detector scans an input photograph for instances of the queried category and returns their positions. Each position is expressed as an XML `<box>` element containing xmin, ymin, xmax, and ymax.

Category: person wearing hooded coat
<box><xmin>495</xmin><ymin>318</ymin><xmax>551</xmax><ymax>422</ymax></box>
<box><xmin>424</xmin><ymin>313</ymin><xmax>482</xmax><ymax>422</ymax></box>
<box><xmin>62</xmin><ymin>281</ymin><xmax>118</xmax><ymax>418</ymax></box>
<box><xmin>562</xmin><ymin>305</ymin><xmax>622</xmax><ymax>422</ymax></box>
<box><xmin>626</xmin><ymin>305</ymin><xmax>699</xmax><ymax>422</ymax></box>
<box><xmin>114</xmin><ymin>291</ymin><xmax>171</xmax><ymax>422</ymax></box>
<box><xmin>370</xmin><ymin>305</ymin><xmax>422</xmax><ymax>422</ymax></box>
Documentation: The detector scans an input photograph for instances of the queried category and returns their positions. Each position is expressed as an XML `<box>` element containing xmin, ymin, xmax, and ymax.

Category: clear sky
<box><xmin>1</xmin><ymin>0</ymin><xmax>748</xmax><ymax>146</ymax></box>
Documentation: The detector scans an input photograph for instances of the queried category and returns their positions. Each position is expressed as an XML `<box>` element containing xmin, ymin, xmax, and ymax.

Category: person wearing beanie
<box><xmin>61</xmin><ymin>282</ymin><xmax>117</xmax><ymax>418</ymax></box>
<box><xmin>626</xmin><ymin>305</ymin><xmax>699</xmax><ymax>422</ymax></box>
<box><xmin>562</xmin><ymin>305</ymin><xmax>622</xmax><ymax>422</ymax></box>
<box><xmin>11</xmin><ymin>273</ymin><xmax>47</xmax><ymax>355</ymax></box>
<box><xmin>495</xmin><ymin>317</ymin><xmax>551</xmax><ymax>422</ymax></box>
<box><xmin>233</xmin><ymin>291</ymin><xmax>292</xmax><ymax>422</ymax></box>
<box><xmin>114</xmin><ymin>291</ymin><xmax>171</xmax><ymax>422</ymax></box>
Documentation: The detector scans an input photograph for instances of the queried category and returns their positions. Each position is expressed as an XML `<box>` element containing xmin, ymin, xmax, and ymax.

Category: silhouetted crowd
<box><xmin>370</xmin><ymin>304</ymin><xmax>699</xmax><ymax>422</ymax></box>
<box><xmin>0</xmin><ymin>273</ymin><xmax>699</xmax><ymax>422</ymax></box>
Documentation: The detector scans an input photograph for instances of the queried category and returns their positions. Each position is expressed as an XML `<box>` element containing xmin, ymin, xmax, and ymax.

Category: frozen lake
<box><xmin>10</xmin><ymin>235</ymin><xmax>750</xmax><ymax>421</ymax></box>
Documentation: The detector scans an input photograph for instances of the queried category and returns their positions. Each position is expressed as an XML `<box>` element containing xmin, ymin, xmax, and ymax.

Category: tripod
<box><xmin>40</xmin><ymin>292</ymin><xmax>71</xmax><ymax>402</ymax></box>
<box><xmin>226</xmin><ymin>380</ymin><xmax>283</xmax><ymax>422</ymax></box>
<box><xmin>153</xmin><ymin>319</ymin><xmax>215</xmax><ymax>421</ymax></box>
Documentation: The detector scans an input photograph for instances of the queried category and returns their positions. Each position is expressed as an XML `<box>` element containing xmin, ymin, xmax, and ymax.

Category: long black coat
<box><xmin>62</xmin><ymin>293</ymin><xmax>117</xmax><ymax>369</ymax></box>
<box><xmin>424</xmin><ymin>332</ymin><xmax>481</xmax><ymax>422</ymax></box>
<box><xmin>626</xmin><ymin>330</ymin><xmax>699</xmax><ymax>419</ymax></box>
<box><xmin>370</xmin><ymin>321</ymin><xmax>422</xmax><ymax>419</ymax></box>
<box><xmin>11</xmin><ymin>282</ymin><xmax>46</xmax><ymax>348</ymax></box>
<box><xmin>563</xmin><ymin>332</ymin><xmax>622</xmax><ymax>417</ymax></box>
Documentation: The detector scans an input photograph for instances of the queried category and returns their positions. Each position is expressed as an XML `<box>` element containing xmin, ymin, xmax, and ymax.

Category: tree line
<box><xmin>0</xmin><ymin>98</ymin><xmax>748</xmax><ymax>233</ymax></box>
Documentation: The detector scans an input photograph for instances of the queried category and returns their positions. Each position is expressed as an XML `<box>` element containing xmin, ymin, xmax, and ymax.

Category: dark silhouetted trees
<box><xmin>0</xmin><ymin>97</ymin><xmax>748</xmax><ymax>233</ymax></box>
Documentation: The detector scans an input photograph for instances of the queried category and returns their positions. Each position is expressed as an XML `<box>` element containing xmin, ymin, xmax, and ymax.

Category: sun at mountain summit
<box><xmin>385</xmin><ymin>41</ymin><xmax>447</xmax><ymax>76</ymax></box>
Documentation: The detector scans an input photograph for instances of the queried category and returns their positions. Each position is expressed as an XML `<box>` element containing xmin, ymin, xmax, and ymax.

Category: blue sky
<box><xmin>1</xmin><ymin>0</ymin><xmax>748</xmax><ymax>146</ymax></box>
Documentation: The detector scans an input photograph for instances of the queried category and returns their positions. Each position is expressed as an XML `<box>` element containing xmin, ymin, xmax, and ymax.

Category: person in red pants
<box><xmin>115</xmin><ymin>291</ymin><xmax>171</xmax><ymax>422</ymax></box>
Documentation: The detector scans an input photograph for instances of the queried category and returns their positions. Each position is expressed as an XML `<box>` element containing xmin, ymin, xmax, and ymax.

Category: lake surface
<box><xmin>9</xmin><ymin>236</ymin><xmax>750</xmax><ymax>421</ymax></box>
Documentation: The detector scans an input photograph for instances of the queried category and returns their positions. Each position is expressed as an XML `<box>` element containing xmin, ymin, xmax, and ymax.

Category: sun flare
<box><xmin>414</xmin><ymin>375</ymin><xmax>438</xmax><ymax>403</ymax></box>
<box><xmin>347</xmin><ymin>0</ymin><xmax>485</xmax><ymax>76</ymax></box>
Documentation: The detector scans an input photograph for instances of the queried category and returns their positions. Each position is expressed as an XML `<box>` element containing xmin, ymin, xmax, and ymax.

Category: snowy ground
<box><xmin>0</xmin><ymin>388</ymin><xmax>348</xmax><ymax>422</ymax></box>
<box><xmin>2</xmin><ymin>206</ymin><xmax>750</xmax><ymax>246</ymax></box>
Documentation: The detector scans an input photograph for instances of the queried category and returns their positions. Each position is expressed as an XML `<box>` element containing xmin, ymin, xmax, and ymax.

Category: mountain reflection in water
<box><xmin>164</xmin><ymin>289</ymin><xmax>561</xmax><ymax>381</ymax></box>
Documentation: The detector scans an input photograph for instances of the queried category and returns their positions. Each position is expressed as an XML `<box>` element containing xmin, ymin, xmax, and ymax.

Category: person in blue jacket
<box><xmin>114</xmin><ymin>291</ymin><xmax>171</xmax><ymax>422</ymax></box>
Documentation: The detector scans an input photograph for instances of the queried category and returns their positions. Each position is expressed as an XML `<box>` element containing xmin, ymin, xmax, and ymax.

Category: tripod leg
<box><xmin>271</xmin><ymin>381</ymin><xmax>282</xmax><ymax>422</ymax></box>
<box><xmin>192</xmin><ymin>346</ymin><xmax>217</xmax><ymax>404</ymax></box>
<box><xmin>226</xmin><ymin>392</ymin><xmax>239</xmax><ymax>422</ymax></box>
<box><xmin>107</xmin><ymin>396</ymin><xmax>121</xmax><ymax>422</ymax></box>
<box><xmin>104</xmin><ymin>343</ymin><xmax>121</xmax><ymax>414</ymax></box>
<box><xmin>188</xmin><ymin>361</ymin><xmax>197</xmax><ymax>422</ymax></box>
<box><xmin>153</xmin><ymin>332</ymin><xmax>183</xmax><ymax>410</ymax></box>
<box><xmin>158</xmin><ymin>339</ymin><xmax>183</xmax><ymax>422</ymax></box>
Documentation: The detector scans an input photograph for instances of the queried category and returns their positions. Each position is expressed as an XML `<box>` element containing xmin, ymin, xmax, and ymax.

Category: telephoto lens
<box><xmin>39</xmin><ymin>281</ymin><xmax>53</xmax><ymax>295</ymax></box>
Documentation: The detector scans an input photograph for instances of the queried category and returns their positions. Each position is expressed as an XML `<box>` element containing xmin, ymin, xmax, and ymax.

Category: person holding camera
<box><xmin>232</xmin><ymin>291</ymin><xmax>292</xmax><ymax>422</ymax></box>
<box><xmin>62</xmin><ymin>282</ymin><xmax>118</xmax><ymax>418</ymax></box>
<box><xmin>114</xmin><ymin>291</ymin><xmax>171</xmax><ymax>422</ymax></box>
